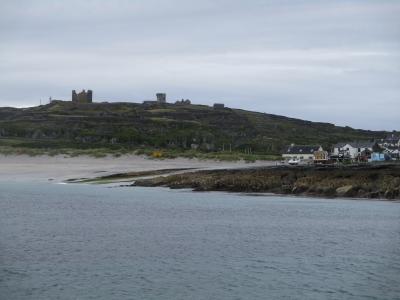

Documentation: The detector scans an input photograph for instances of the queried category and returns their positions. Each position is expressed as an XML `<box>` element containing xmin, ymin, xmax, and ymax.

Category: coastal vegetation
<box><xmin>0</xmin><ymin>101</ymin><xmax>390</xmax><ymax>160</ymax></box>
<box><xmin>0</xmin><ymin>142</ymin><xmax>279</xmax><ymax>161</ymax></box>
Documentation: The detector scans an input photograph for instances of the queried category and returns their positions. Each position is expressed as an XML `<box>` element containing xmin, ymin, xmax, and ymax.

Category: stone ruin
<box><xmin>156</xmin><ymin>93</ymin><xmax>166</xmax><ymax>103</ymax></box>
<box><xmin>175</xmin><ymin>99</ymin><xmax>191</xmax><ymax>105</ymax></box>
<box><xmin>72</xmin><ymin>89</ymin><xmax>93</xmax><ymax>104</ymax></box>
<box><xmin>213</xmin><ymin>103</ymin><xmax>225</xmax><ymax>109</ymax></box>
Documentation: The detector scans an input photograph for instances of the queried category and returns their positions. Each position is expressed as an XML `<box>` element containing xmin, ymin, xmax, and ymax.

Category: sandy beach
<box><xmin>0</xmin><ymin>154</ymin><xmax>276</xmax><ymax>183</ymax></box>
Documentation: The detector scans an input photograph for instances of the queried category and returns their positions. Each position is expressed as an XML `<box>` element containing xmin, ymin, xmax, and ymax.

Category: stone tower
<box><xmin>72</xmin><ymin>89</ymin><xmax>93</xmax><ymax>103</ymax></box>
<box><xmin>156</xmin><ymin>93</ymin><xmax>166</xmax><ymax>103</ymax></box>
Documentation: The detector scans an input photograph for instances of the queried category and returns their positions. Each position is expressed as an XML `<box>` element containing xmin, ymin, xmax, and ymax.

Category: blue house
<box><xmin>371</xmin><ymin>152</ymin><xmax>387</xmax><ymax>162</ymax></box>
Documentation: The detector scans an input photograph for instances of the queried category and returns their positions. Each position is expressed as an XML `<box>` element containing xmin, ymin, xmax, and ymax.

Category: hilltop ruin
<box><xmin>72</xmin><ymin>89</ymin><xmax>93</xmax><ymax>104</ymax></box>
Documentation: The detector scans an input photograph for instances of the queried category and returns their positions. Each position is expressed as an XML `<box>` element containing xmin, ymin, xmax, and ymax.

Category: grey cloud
<box><xmin>0</xmin><ymin>0</ymin><xmax>399</xmax><ymax>130</ymax></box>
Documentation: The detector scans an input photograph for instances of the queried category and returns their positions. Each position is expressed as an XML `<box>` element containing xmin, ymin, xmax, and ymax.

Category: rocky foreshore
<box><xmin>134</xmin><ymin>163</ymin><xmax>400</xmax><ymax>200</ymax></box>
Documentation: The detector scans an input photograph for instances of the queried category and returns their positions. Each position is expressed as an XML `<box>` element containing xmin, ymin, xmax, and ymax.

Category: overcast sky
<box><xmin>0</xmin><ymin>0</ymin><xmax>399</xmax><ymax>130</ymax></box>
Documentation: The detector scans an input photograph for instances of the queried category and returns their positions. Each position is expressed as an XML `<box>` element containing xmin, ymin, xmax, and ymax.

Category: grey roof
<box><xmin>385</xmin><ymin>134</ymin><xmax>399</xmax><ymax>139</ymax></box>
<box><xmin>333</xmin><ymin>142</ymin><xmax>347</xmax><ymax>148</ymax></box>
<box><xmin>384</xmin><ymin>145</ymin><xmax>400</xmax><ymax>151</ymax></box>
<box><xmin>284</xmin><ymin>145</ymin><xmax>321</xmax><ymax>155</ymax></box>
<box><xmin>381</xmin><ymin>135</ymin><xmax>400</xmax><ymax>143</ymax></box>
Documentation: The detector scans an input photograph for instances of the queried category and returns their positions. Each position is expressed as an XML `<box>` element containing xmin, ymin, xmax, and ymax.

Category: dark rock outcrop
<box><xmin>134</xmin><ymin>164</ymin><xmax>400</xmax><ymax>200</ymax></box>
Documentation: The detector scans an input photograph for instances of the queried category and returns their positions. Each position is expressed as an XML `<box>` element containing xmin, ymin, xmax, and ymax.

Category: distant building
<box><xmin>377</xmin><ymin>134</ymin><xmax>400</xmax><ymax>148</ymax></box>
<box><xmin>282</xmin><ymin>145</ymin><xmax>323</xmax><ymax>161</ymax></box>
<box><xmin>332</xmin><ymin>141</ymin><xmax>376</xmax><ymax>159</ymax></box>
<box><xmin>371</xmin><ymin>152</ymin><xmax>386</xmax><ymax>162</ymax></box>
<box><xmin>142</xmin><ymin>93</ymin><xmax>167</xmax><ymax>106</ymax></box>
<box><xmin>213</xmin><ymin>103</ymin><xmax>225</xmax><ymax>109</ymax></box>
<box><xmin>72</xmin><ymin>89</ymin><xmax>92</xmax><ymax>104</ymax></box>
<box><xmin>175</xmin><ymin>99</ymin><xmax>191</xmax><ymax>105</ymax></box>
<box><xmin>156</xmin><ymin>93</ymin><xmax>166</xmax><ymax>103</ymax></box>
<box><xmin>142</xmin><ymin>100</ymin><xmax>157</xmax><ymax>106</ymax></box>
<box><xmin>313</xmin><ymin>150</ymin><xmax>329</xmax><ymax>164</ymax></box>
<box><xmin>374</xmin><ymin>134</ymin><xmax>399</xmax><ymax>161</ymax></box>
<box><xmin>383</xmin><ymin>147</ymin><xmax>400</xmax><ymax>160</ymax></box>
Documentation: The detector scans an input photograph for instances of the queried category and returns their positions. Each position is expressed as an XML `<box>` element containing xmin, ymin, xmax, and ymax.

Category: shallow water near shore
<box><xmin>1</xmin><ymin>182</ymin><xmax>399</xmax><ymax>300</ymax></box>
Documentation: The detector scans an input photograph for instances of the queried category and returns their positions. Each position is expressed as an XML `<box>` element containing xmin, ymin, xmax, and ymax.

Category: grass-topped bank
<box><xmin>0</xmin><ymin>139</ymin><xmax>280</xmax><ymax>161</ymax></box>
<box><xmin>133</xmin><ymin>163</ymin><xmax>400</xmax><ymax>200</ymax></box>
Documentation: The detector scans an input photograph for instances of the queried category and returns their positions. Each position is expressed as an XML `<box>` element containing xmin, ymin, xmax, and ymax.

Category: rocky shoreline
<box><xmin>134</xmin><ymin>163</ymin><xmax>400</xmax><ymax>200</ymax></box>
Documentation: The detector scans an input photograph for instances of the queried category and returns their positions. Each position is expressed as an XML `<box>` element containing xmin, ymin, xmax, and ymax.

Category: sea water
<box><xmin>0</xmin><ymin>182</ymin><xmax>399</xmax><ymax>300</ymax></box>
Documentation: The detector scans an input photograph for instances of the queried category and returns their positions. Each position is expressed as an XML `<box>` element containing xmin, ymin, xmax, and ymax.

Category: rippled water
<box><xmin>0</xmin><ymin>182</ymin><xmax>399</xmax><ymax>300</ymax></box>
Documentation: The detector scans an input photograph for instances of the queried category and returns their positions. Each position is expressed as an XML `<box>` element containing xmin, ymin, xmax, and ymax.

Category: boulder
<box><xmin>384</xmin><ymin>188</ymin><xmax>400</xmax><ymax>200</ymax></box>
<box><xmin>336</xmin><ymin>185</ymin><xmax>354</xmax><ymax>197</ymax></box>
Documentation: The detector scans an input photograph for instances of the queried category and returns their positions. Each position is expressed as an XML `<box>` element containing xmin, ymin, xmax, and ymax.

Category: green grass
<box><xmin>0</xmin><ymin>143</ymin><xmax>281</xmax><ymax>161</ymax></box>
<box><xmin>0</xmin><ymin>145</ymin><xmax>120</xmax><ymax>158</ymax></box>
<box><xmin>135</xmin><ymin>148</ymin><xmax>280</xmax><ymax>161</ymax></box>
<box><xmin>0</xmin><ymin>100</ymin><xmax>391</xmax><ymax>161</ymax></box>
<box><xmin>148</xmin><ymin>108</ymin><xmax>177</xmax><ymax>113</ymax></box>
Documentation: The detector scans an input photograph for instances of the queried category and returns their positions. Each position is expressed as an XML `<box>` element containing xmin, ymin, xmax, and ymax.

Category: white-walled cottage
<box><xmin>332</xmin><ymin>141</ymin><xmax>376</xmax><ymax>159</ymax></box>
<box><xmin>282</xmin><ymin>145</ymin><xmax>323</xmax><ymax>161</ymax></box>
<box><xmin>378</xmin><ymin>134</ymin><xmax>400</xmax><ymax>148</ymax></box>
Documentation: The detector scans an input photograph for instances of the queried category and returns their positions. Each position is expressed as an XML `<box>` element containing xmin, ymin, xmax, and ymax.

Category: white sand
<box><xmin>0</xmin><ymin>154</ymin><xmax>277</xmax><ymax>183</ymax></box>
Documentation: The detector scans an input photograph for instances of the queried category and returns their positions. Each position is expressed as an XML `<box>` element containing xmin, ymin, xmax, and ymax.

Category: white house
<box><xmin>382</xmin><ymin>146</ymin><xmax>400</xmax><ymax>160</ymax></box>
<box><xmin>282</xmin><ymin>145</ymin><xmax>323</xmax><ymax>161</ymax></box>
<box><xmin>332</xmin><ymin>141</ymin><xmax>375</xmax><ymax>159</ymax></box>
<box><xmin>375</xmin><ymin>135</ymin><xmax>399</xmax><ymax>160</ymax></box>
<box><xmin>378</xmin><ymin>134</ymin><xmax>400</xmax><ymax>148</ymax></box>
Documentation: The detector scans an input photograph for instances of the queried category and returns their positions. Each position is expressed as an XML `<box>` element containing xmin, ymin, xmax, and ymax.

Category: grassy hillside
<box><xmin>0</xmin><ymin>100</ymin><xmax>390</xmax><ymax>158</ymax></box>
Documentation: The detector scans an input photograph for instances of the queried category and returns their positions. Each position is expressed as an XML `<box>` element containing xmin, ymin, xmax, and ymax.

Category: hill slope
<box><xmin>0</xmin><ymin>101</ymin><xmax>390</xmax><ymax>155</ymax></box>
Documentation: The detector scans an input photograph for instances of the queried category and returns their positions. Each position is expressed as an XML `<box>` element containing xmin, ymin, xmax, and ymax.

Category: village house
<box><xmin>371</xmin><ymin>152</ymin><xmax>389</xmax><ymax>162</ymax></box>
<box><xmin>390</xmin><ymin>148</ymin><xmax>400</xmax><ymax>160</ymax></box>
<box><xmin>381</xmin><ymin>146</ymin><xmax>400</xmax><ymax>160</ymax></box>
<box><xmin>332</xmin><ymin>141</ymin><xmax>376</xmax><ymax>160</ymax></box>
<box><xmin>282</xmin><ymin>145</ymin><xmax>323</xmax><ymax>162</ymax></box>
<box><xmin>377</xmin><ymin>134</ymin><xmax>400</xmax><ymax>160</ymax></box>
<box><xmin>378</xmin><ymin>134</ymin><xmax>400</xmax><ymax>148</ymax></box>
<box><xmin>313</xmin><ymin>149</ymin><xmax>329</xmax><ymax>164</ymax></box>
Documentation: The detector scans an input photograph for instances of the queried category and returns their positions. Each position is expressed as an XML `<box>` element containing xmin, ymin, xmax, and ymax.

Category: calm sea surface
<box><xmin>0</xmin><ymin>182</ymin><xmax>399</xmax><ymax>300</ymax></box>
